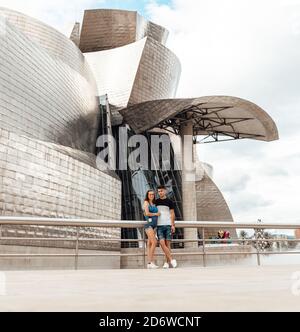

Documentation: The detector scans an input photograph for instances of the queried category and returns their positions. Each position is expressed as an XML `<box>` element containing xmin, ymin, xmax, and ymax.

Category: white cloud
<box><xmin>147</xmin><ymin>0</ymin><xmax>300</xmax><ymax>222</ymax></box>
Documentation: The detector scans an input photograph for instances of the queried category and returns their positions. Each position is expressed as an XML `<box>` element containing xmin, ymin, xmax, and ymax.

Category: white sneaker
<box><xmin>170</xmin><ymin>259</ymin><xmax>177</xmax><ymax>268</ymax></box>
<box><xmin>147</xmin><ymin>262</ymin><xmax>159</xmax><ymax>269</ymax></box>
<box><xmin>162</xmin><ymin>262</ymin><xmax>169</xmax><ymax>269</ymax></box>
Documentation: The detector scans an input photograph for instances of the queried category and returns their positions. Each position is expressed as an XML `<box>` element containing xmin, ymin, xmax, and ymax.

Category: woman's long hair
<box><xmin>144</xmin><ymin>189</ymin><xmax>156</xmax><ymax>204</ymax></box>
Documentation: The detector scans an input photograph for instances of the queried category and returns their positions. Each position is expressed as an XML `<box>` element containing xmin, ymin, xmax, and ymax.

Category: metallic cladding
<box><xmin>0</xmin><ymin>12</ymin><xmax>99</xmax><ymax>152</ymax></box>
<box><xmin>79</xmin><ymin>9</ymin><xmax>169</xmax><ymax>53</ymax></box>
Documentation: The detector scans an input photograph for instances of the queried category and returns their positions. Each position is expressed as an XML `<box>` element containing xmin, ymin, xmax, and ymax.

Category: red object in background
<box><xmin>218</xmin><ymin>230</ymin><xmax>230</xmax><ymax>243</ymax></box>
<box><xmin>223</xmin><ymin>231</ymin><xmax>230</xmax><ymax>238</ymax></box>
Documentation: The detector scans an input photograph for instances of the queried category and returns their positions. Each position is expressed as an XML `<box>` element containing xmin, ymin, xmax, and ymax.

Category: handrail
<box><xmin>0</xmin><ymin>217</ymin><xmax>299</xmax><ymax>270</ymax></box>
<box><xmin>0</xmin><ymin>217</ymin><xmax>300</xmax><ymax>229</ymax></box>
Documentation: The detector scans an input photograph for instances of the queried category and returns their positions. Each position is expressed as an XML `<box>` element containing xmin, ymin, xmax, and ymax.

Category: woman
<box><xmin>143</xmin><ymin>190</ymin><xmax>160</xmax><ymax>269</ymax></box>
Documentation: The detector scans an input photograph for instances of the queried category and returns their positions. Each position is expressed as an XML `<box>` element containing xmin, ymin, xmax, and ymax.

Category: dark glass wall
<box><xmin>113</xmin><ymin>127</ymin><xmax>184</xmax><ymax>248</ymax></box>
<box><xmin>95</xmin><ymin>96</ymin><xmax>108</xmax><ymax>155</ymax></box>
<box><xmin>95</xmin><ymin>99</ymin><xmax>184</xmax><ymax>248</ymax></box>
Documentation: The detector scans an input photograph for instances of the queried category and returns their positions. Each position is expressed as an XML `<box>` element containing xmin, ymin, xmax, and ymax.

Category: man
<box><xmin>156</xmin><ymin>185</ymin><xmax>177</xmax><ymax>268</ymax></box>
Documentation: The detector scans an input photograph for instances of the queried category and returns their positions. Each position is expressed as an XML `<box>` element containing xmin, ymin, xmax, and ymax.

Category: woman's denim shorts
<box><xmin>144</xmin><ymin>218</ymin><xmax>157</xmax><ymax>231</ymax></box>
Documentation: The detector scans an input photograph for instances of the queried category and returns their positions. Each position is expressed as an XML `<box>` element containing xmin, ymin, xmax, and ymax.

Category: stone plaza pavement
<box><xmin>0</xmin><ymin>265</ymin><xmax>300</xmax><ymax>311</ymax></box>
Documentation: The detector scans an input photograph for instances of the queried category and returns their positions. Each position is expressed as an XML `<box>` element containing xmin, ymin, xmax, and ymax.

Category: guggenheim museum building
<box><xmin>0</xmin><ymin>8</ymin><xmax>278</xmax><ymax>261</ymax></box>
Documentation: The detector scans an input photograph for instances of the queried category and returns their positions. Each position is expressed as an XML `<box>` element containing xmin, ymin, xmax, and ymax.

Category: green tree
<box><xmin>239</xmin><ymin>230</ymin><xmax>248</xmax><ymax>245</ymax></box>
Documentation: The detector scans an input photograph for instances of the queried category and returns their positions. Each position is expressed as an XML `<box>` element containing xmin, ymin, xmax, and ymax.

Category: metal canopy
<box><xmin>119</xmin><ymin>96</ymin><xmax>279</xmax><ymax>142</ymax></box>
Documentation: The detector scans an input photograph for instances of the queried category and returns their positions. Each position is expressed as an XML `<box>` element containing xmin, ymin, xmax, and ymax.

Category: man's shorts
<box><xmin>157</xmin><ymin>225</ymin><xmax>172</xmax><ymax>241</ymax></box>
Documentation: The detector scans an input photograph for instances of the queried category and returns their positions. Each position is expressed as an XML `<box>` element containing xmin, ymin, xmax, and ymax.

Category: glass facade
<box><xmin>113</xmin><ymin>128</ymin><xmax>184</xmax><ymax>248</ymax></box>
<box><xmin>96</xmin><ymin>98</ymin><xmax>184</xmax><ymax>248</ymax></box>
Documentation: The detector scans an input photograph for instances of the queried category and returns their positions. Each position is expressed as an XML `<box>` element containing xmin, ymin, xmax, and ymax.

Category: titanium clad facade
<box><xmin>79</xmin><ymin>9</ymin><xmax>169</xmax><ymax>53</ymax></box>
<box><xmin>85</xmin><ymin>38</ymin><xmax>147</xmax><ymax>108</ymax></box>
<box><xmin>128</xmin><ymin>37</ymin><xmax>181</xmax><ymax>105</ymax></box>
<box><xmin>0</xmin><ymin>129</ymin><xmax>121</xmax><ymax>220</ymax></box>
<box><xmin>136</xmin><ymin>13</ymin><xmax>169</xmax><ymax>45</ymax></box>
<box><xmin>0</xmin><ymin>129</ymin><xmax>121</xmax><ymax>246</ymax></box>
<box><xmin>196</xmin><ymin>172</ymin><xmax>234</xmax><ymax>238</ymax></box>
<box><xmin>79</xmin><ymin>9</ymin><xmax>137</xmax><ymax>53</ymax></box>
<box><xmin>195</xmin><ymin>161</ymin><xmax>234</xmax><ymax>239</ymax></box>
<box><xmin>0</xmin><ymin>11</ymin><xmax>99</xmax><ymax>152</ymax></box>
<box><xmin>0</xmin><ymin>8</ymin><xmax>121</xmax><ymax>251</ymax></box>
<box><xmin>85</xmin><ymin>37</ymin><xmax>181</xmax><ymax>108</ymax></box>
<box><xmin>0</xmin><ymin>6</ymin><xmax>279</xmax><ymax>259</ymax></box>
<box><xmin>70</xmin><ymin>22</ymin><xmax>81</xmax><ymax>47</ymax></box>
<box><xmin>0</xmin><ymin>7</ymin><xmax>94</xmax><ymax>81</ymax></box>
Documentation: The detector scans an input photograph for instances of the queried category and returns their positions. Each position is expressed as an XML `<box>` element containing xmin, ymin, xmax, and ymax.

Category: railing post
<box><xmin>256</xmin><ymin>239</ymin><xmax>261</xmax><ymax>266</ymax></box>
<box><xmin>75</xmin><ymin>228</ymin><xmax>79</xmax><ymax>270</ymax></box>
<box><xmin>142</xmin><ymin>228</ymin><xmax>146</xmax><ymax>269</ymax></box>
<box><xmin>256</xmin><ymin>248</ymin><xmax>260</xmax><ymax>266</ymax></box>
<box><xmin>202</xmin><ymin>227</ymin><xmax>206</xmax><ymax>267</ymax></box>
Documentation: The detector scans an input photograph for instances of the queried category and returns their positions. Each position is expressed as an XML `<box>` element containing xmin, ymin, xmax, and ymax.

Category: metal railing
<box><xmin>0</xmin><ymin>217</ymin><xmax>300</xmax><ymax>269</ymax></box>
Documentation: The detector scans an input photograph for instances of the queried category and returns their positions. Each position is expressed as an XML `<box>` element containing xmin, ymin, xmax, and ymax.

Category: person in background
<box><xmin>218</xmin><ymin>230</ymin><xmax>231</xmax><ymax>244</ymax></box>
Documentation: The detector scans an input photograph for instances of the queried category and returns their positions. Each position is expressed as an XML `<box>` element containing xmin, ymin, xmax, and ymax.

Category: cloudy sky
<box><xmin>0</xmin><ymin>0</ymin><xmax>299</xmax><ymax>223</ymax></box>
<box><xmin>146</xmin><ymin>0</ymin><xmax>300</xmax><ymax>224</ymax></box>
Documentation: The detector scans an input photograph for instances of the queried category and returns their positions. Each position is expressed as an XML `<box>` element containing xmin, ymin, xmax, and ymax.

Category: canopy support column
<box><xmin>180</xmin><ymin>120</ymin><xmax>198</xmax><ymax>248</ymax></box>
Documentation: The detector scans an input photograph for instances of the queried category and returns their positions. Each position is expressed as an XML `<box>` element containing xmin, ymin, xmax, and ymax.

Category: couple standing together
<box><xmin>143</xmin><ymin>185</ymin><xmax>177</xmax><ymax>269</ymax></box>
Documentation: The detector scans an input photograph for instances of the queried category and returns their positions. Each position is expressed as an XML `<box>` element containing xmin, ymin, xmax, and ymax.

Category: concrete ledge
<box><xmin>121</xmin><ymin>245</ymin><xmax>253</xmax><ymax>268</ymax></box>
<box><xmin>0</xmin><ymin>245</ymin><xmax>120</xmax><ymax>270</ymax></box>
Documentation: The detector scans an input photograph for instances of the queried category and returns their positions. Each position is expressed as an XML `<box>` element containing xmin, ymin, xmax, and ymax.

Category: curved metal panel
<box><xmin>0</xmin><ymin>17</ymin><xmax>98</xmax><ymax>152</ymax></box>
<box><xmin>79</xmin><ymin>9</ymin><xmax>137</xmax><ymax>53</ymax></box>
<box><xmin>85</xmin><ymin>38</ymin><xmax>147</xmax><ymax>108</ymax></box>
<box><xmin>196</xmin><ymin>171</ymin><xmax>234</xmax><ymax>238</ymax></box>
<box><xmin>195</xmin><ymin>160</ymin><xmax>233</xmax><ymax>222</ymax></box>
<box><xmin>129</xmin><ymin>38</ymin><xmax>181</xmax><ymax>105</ymax></box>
<box><xmin>196</xmin><ymin>171</ymin><xmax>233</xmax><ymax>221</ymax></box>
<box><xmin>0</xmin><ymin>7</ymin><xmax>95</xmax><ymax>84</ymax></box>
<box><xmin>70</xmin><ymin>22</ymin><xmax>81</xmax><ymax>47</ymax></box>
<box><xmin>136</xmin><ymin>13</ymin><xmax>169</xmax><ymax>45</ymax></box>
<box><xmin>195</xmin><ymin>159</ymin><xmax>234</xmax><ymax>238</ymax></box>
<box><xmin>0</xmin><ymin>129</ymin><xmax>121</xmax><ymax>250</ymax></box>
<box><xmin>85</xmin><ymin>37</ymin><xmax>181</xmax><ymax>108</ymax></box>
<box><xmin>119</xmin><ymin>96</ymin><xmax>279</xmax><ymax>141</ymax></box>
<box><xmin>79</xmin><ymin>9</ymin><xmax>169</xmax><ymax>53</ymax></box>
